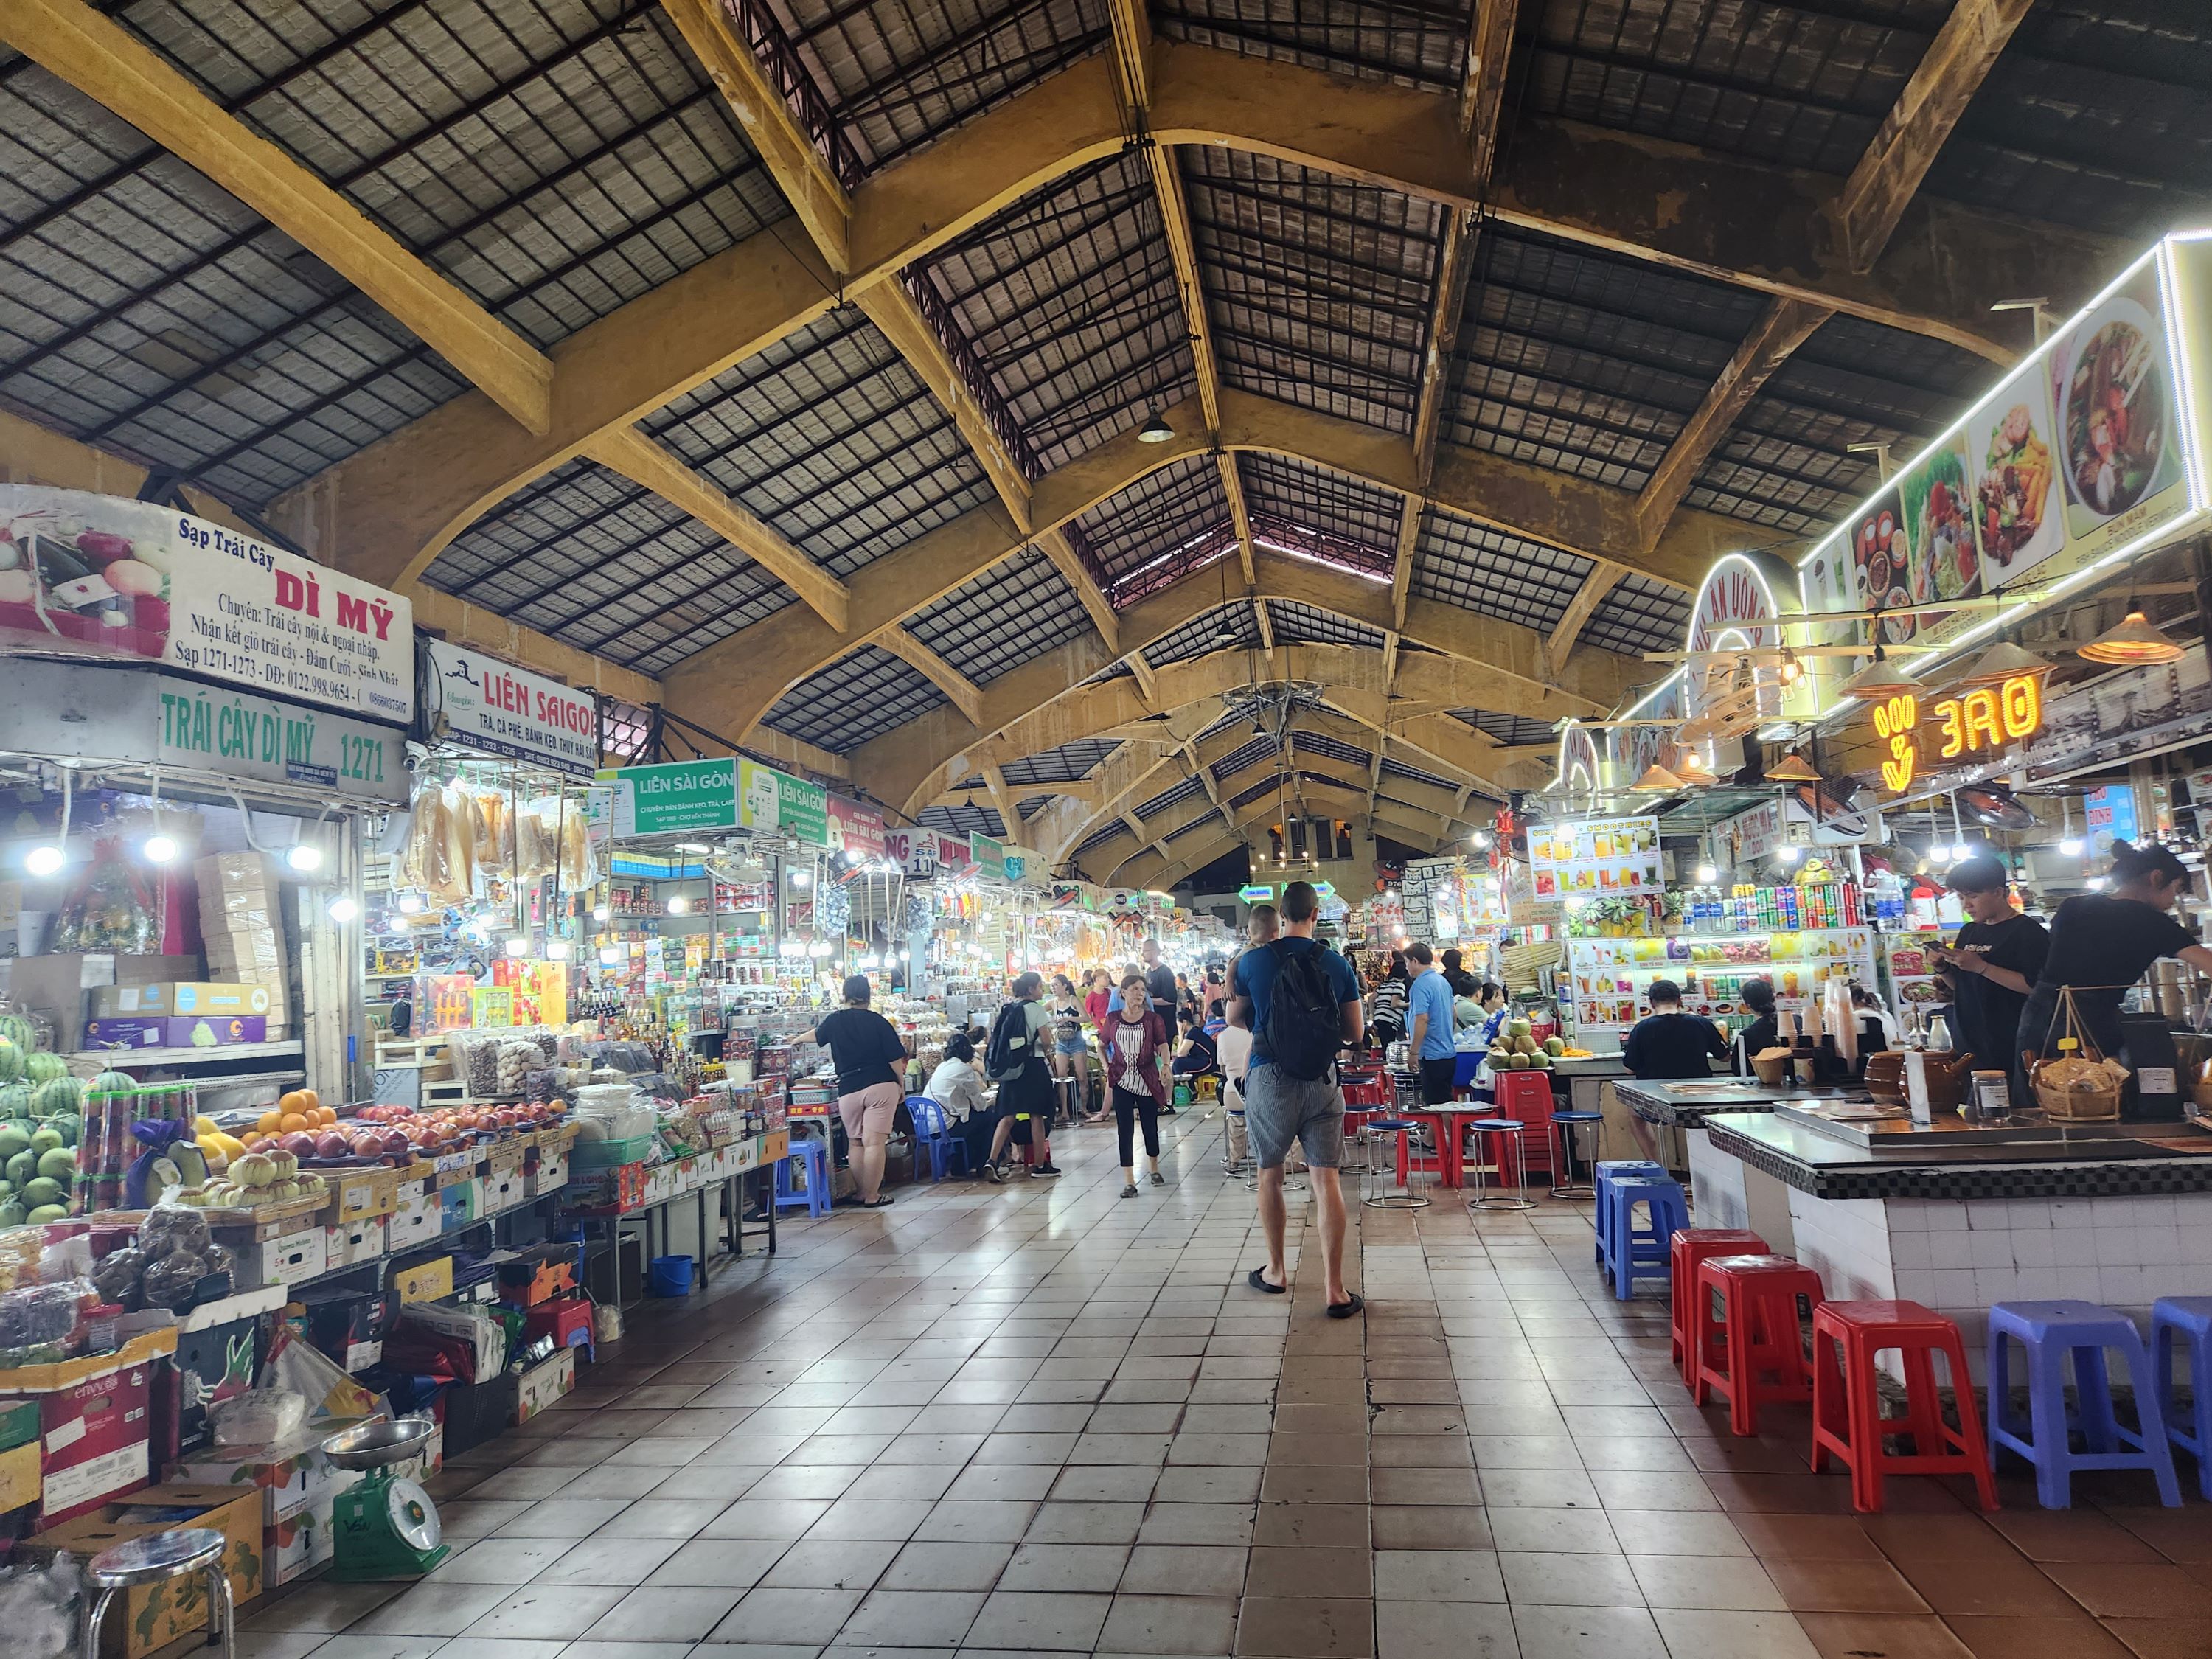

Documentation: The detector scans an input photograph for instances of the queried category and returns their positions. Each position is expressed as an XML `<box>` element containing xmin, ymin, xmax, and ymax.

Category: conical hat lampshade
<box><xmin>2079</xmin><ymin>610</ymin><xmax>2183</xmax><ymax>666</ymax></box>
<box><xmin>1764</xmin><ymin>749</ymin><xmax>1821</xmax><ymax>784</ymax></box>
<box><xmin>1841</xmin><ymin>653</ymin><xmax>1920</xmax><ymax>701</ymax></box>
<box><xmin>1632</xmin><ymin>762</ymin><xmax>1684</xmax><ymax>791</ymax></box>
<box><xmin>1956</xmin><ymin>639</ymin><xmax>2048</xmax><ymax>686</ymax></box>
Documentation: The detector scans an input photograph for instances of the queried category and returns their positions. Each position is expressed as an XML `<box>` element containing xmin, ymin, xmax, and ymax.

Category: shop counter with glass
<box><xmin>1691</xmin><ymin>1099</ymin><xmax>2212</xmax><ymax>1376</ymax></box>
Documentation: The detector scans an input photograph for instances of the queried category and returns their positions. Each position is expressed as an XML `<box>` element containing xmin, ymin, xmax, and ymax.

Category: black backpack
<box><xmin>984</xmin><ymin>998</ymin><xmax>1032</xmax><ymax>1080</ymax></box>
<box><xmin>1264</xmin><ymin>941</ymin><xmax>1341</xmax><ymax>1082</ymax></box>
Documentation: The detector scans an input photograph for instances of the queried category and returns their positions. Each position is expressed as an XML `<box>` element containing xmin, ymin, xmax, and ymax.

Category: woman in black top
<box><xmin>2016</xmin><ymin>841</ymin><xmax>2212</xmax><ymax>1098</ymax></box>
<box><xmin>1731</xmin><ymin>977</ymin><xmax>1778</xmax><ymax>1076</ymax></box>
<box><xmin>813</xmin><ymin>974</ymin><xmax>908</xmax><ymax>1208</ymax></box>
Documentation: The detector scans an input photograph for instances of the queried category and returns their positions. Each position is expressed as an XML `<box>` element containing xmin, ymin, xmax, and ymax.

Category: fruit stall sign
<box><xmin>421</xmin><ymin>638</ymin><xmax>597</xmax><ymax>776</ymax></box>
<box><xmin>0</xmin><ymin>487</ymin><xmax>414</xmax><ymax>724</ymax></box>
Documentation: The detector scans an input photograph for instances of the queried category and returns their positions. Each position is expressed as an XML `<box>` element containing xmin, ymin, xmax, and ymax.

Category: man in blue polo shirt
<box><xmin>1404</xmin><ymin>942</ymin><xmax>1458</xmax><ymax>1105</ymax></box>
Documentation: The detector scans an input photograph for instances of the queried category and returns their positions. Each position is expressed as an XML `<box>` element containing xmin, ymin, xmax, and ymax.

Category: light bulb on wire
<box><xmin>398</xmin><ymin>892</ymin><xmax>425</xmax><ymax>916</ymax></box>
<box><xmin>24</xmin><ymin>845</ymin><xmax>66</xmax><ymax>878</ymax></box>
<box><xmin>285</xmin><ymin>842</ymin><xmax>323</xmax><ymax>873</ymax></box>
<box><xmin>326</xmin><ymin>894</ymin><xmax>359</xmax><ymax>925</ymax></box>
<box><xmin>1695</xmin><ymin>862</ymin><xmax>1717</xmax><ymax>884</ymax></box>
<box><xmin>141</xmin><ymin>834</ymin><xmax>178</xmax><ymax>865</ymax></box>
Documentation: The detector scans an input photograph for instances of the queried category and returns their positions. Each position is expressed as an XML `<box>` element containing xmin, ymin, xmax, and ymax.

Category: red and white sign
<box><xmin>422</xmin><ymin>637</ymin><xmax>597</xmax><ymax>775</ymax></box>
<box><xmin>1685</xmin><ymin>552</ymin><xmax>1786</xmax><ymax>723</ymax></box>
<box><xmin>827</xmin><ymin>796</ymin><xmax>886</xmax><ymax>860</ymax></box>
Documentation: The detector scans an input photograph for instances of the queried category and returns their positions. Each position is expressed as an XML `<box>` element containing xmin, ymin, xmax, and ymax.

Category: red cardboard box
<box><xmin>5</xmin><ymin>1356</ymin><xmax>156</xmax><ymax>1522</ymax></box>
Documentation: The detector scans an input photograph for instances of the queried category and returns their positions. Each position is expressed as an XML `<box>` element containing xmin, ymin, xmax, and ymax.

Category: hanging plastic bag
<box><xmin>47</xmin><ymin>836</ymin><xmax>157</xmax><ymax>953</ymax></box>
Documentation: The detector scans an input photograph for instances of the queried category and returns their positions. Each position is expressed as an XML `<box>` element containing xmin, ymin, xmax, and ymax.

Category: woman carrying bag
<box><xmin>1105</xmin><ymin>971</ymin><xmax>1171</xmax><ymax>1197</ymax></box>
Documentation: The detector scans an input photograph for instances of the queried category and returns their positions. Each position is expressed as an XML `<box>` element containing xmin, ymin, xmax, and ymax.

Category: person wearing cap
<box><xmin>1621</xmin><ymin>978</ymin><xmax>1729</xmax><ymax>1161</ymax></box>
<box><xmin>1926</xmin><ymin>854</ymin><xmax>2048</xmax><ymax>1072</ymax></box>
<box><xmin>814</xmin><ymin>974</ymin><xmax>909</xmax><ymax>1208</ymax></box>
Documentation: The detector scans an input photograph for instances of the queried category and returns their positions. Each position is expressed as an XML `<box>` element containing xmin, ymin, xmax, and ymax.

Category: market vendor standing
<box><xmin>1925</xmin><ymin>855</ymin><xmax>2047</xmax><ymax>1071</ymax></box>
<box><xmin>2014</xmin><ymin>841</ymin><xmax>2212</xmax><ymax>1096</ymax></box>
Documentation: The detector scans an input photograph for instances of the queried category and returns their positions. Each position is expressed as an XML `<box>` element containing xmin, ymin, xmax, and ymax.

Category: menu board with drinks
<box><xmin>1529</xmin><ymin>815</ymin><xmax>1662</xmax><ymax>898</ymax></box>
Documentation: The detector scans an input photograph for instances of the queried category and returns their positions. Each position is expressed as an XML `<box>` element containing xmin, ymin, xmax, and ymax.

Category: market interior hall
<box><xmin>7</xmin><ymin>0</ymin><xmax>2212</xmax><ymax>1656</ymax></box>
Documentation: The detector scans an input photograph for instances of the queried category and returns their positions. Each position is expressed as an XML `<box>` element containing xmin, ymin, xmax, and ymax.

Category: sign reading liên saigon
<box><xmin>0</xmin><ymin>487</ymin><xmax>413</xmax><ymax>723</ymax></box>
<box><xmin>421</xmin><ymin>638</ymin><xmax>597</xmax><ymax>775</ymax></box>
<box><xmin>600</xmin><ymin>758</ymin><xmax>737</xmax><ymax>836</ymax></box>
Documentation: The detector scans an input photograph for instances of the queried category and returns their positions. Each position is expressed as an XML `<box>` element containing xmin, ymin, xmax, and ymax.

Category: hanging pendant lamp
<box><xmin>1841</xmin><ymin>644</ymin><xmax>1919</xmax><ymax>701</ymax></box>
<box><xmin>1631</xmin><ymin>762</ymin><xmax>1684</xmax><ymax>791</ymax></box>
<box><xmin>1764</xmin><ymin>748</ymin><xmax>1821</xmax><ymax>784</ymax></box>
<box><xmin>1669</xmin><ymin>746</ymin><xmax>1718</xmax><ymax>786</ymax></box>
<box><xmin>1955</xmin><ymin>639</ymin><xmax>2048</xmax><ymax>686</ymax></box>
<box><xmin>2079</xmin><ymin>608</ymin><xmax>2183</xmax><ymax>666</ymax></box>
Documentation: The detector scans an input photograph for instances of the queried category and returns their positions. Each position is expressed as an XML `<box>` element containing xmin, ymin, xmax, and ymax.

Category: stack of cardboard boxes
<box><xmin>194</xmin><ymin>852</ymin><xmax>291</xmax><ymax>1040</ymax></box>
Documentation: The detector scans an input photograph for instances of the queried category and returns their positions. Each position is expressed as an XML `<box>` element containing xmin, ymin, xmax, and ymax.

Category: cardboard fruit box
<box><xmin>27</xmin><ymin>1482</ymin><xmax>262</xmax><ymax>1658</ymax></box>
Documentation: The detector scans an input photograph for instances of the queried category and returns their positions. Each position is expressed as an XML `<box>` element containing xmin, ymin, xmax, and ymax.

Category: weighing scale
<box><xmin>321</xmin><ymin>1416</ymin><xmax>449</xmax><ymax>1579</ymax></box>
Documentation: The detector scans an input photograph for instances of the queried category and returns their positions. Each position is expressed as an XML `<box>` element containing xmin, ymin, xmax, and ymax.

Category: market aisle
<box><xmin>236</xmin><ymin>1116</ymin><xmax>2210</xmax><ymax>1659</ymax></box>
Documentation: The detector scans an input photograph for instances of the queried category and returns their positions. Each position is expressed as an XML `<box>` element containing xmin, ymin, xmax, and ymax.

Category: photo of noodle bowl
<box><xmin>2059</xmin><ymin>297</ymin><xmax>2168</xmax><ymax>520</ymax></box>
<box><xmin>1972</xmin><ymin>392</ymin><xmax>2061</xmax><ymax>577</ymax></box>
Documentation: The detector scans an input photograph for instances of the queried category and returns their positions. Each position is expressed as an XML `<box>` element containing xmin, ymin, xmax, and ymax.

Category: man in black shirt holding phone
<box><xmin>1928</xmin><ymin>855</ymin><xmax>2048</xmax><ymax>1070</ymax></box>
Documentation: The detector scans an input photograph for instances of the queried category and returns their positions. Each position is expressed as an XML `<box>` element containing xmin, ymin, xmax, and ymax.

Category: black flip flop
<box><xmin>1325</xmin><ymin>1293</ymin><xmax>1364</xmax><ymax>1320</ymax></box>
<box><xmin>1246</xmin><ymin>1267</ymin><xmax>1287</xmax><ymax>1295</ymax></box>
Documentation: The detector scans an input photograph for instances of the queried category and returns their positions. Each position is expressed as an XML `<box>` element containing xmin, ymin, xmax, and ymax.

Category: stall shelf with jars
<box><xmin>1560</xmin><ymin>874</ymin><xmax>1877</xmax><ymax>1046</ymax></box>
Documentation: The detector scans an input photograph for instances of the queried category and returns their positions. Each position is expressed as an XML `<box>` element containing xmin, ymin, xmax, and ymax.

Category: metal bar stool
<box><xmin>83</xmin><ymin>1528</ymin><xmax>235</xmax><ymax>1659</ymax></box>
<box><xmin>1549</xmin><ymin>1109</ymin><xmax>1604</xmax><ymax>1199</ymax></box>
<box><xmin>1464</xmin><ymin>1116</ymin><xmax>1534</xmax><ymax>1211</ymax></box>
<box><xmin>1358</xmin><ymin>1117</ymin><xmax>1429</xmax><ymax>1209</ymax></box>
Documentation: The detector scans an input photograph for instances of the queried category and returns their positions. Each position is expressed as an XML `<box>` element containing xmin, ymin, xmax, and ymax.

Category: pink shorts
<box><xmin>837</xmin><ymin>1079</ymin><xmax>903</xmax><ymax>1142</ymax></box>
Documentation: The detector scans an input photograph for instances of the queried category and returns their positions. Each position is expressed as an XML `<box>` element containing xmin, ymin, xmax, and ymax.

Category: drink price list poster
<box><xmin>1530</xmin><ymin>815</ymin><xmax>1662</xmax><ymax>898</ymax></box>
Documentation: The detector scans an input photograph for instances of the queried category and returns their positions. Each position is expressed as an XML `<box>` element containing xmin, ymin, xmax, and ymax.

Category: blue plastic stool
<box><xmin>2152</xmin><ymin>1295</ymin><xmax>2212</xmax><ymax>1500</ymax></box>
<box><xmin>1550</xmin><ymin>1110</ymin><xmax>1605</xmax><ymax>1199</ymax></box>
<box><xmin>1593</xmin><ymin>1159</ymin><xmax>1667</xmax><ymax>1263</ymax></box>
<box><xmin>1987</xmin><ymin>1300</ymin><xmax>2182</xmax><ymax>1509</ymax></box>
<box><xmin>1600</xmin><ymin>1175</ymin><xmax>1688</xmax><ymax>1301</ymax></box>
<box><xmin>774</xmin><ymin>1135</ymin><xmax>834</xmax><ymax>1218</ymax></box>
<box><xmin>908</xmin><ymin>1096</ymin><xmax>970</xmax><ymax>1183</ymax></box>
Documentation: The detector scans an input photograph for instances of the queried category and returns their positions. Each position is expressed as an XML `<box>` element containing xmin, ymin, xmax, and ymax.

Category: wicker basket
<box><xmin>2028</xmin><ymin>987</ymin><xmax>2124</xmax><ymax>1121</ymax></box>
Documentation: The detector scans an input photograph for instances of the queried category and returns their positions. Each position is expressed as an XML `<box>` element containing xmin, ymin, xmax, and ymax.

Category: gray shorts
<box><xmin>1243</xmin><ymin>1063</ymin><xmax>1346</xmax><ymax>1169</ymax></box>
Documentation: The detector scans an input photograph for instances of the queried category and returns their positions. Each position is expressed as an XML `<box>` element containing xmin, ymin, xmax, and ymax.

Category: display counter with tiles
<box><xmin>1694</xmin><ymin>1105</ymin><xmax>2212</xmax><ymax>1377</ymax></box>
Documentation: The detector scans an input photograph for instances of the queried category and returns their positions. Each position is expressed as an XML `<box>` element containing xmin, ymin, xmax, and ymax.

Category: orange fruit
<box><xmin>279</xmin><ymin>1113</ymin><xmax>307</xmax><ymax>1134</ymax></box>
<box><xmin>257</xmin><ymin>1110</ymin><xmax>282</xmax><ymax>1135</ymax></box>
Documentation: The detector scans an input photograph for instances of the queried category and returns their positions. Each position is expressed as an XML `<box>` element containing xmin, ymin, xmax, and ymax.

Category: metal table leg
<box><xmin>695</xmin><ymin>1186</ymin><xmax>711</xmax><ymax>1290</ymax></box>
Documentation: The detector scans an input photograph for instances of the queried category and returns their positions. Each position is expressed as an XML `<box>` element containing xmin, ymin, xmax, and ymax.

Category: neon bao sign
<box><xmin>1870</xmin><ymin>673</ymin><xmax>2045</xmax><ymax>793</ymax></box>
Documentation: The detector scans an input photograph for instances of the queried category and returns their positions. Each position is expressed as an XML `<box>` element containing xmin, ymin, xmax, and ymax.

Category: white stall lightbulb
<box><xmin>1777</xmin><ymin>844</ymin><xmax>1801</xmax><ymax>864</ymax></box>
<box><xmin>599</xmin><ymin>947</ymin><xmax>622</xmax><ymax>966</ymax></box>
<box><xmin>790</xmin><ymin>869</ymin><xmax>812</xmax><ymax>887</ymax></box>
<box><xmin>504</xmin><ymin>936</ymin><xmax>528</xmax><ymax>957</ymax></box>
<box><xmin>1952</xmin><ymin>841</ymin><xmax>1973</xmax><ymax>862</ymax></box>
<box><xmin>1695</xmin><ymin>862</ymin><xmax>1717</xmax><ymax>884</ymax></box>
<box><xmin>593</xmin><ymin>904</ymin><xmax>611</xmax><ymax>921</ymax></box>
<box><xmin>2058</xmin><ymin>837</ymin><xmax>2084</xmax><ymax>857</ymax></box>
<box><xmin>326</xmin><ymin>894</ymin><xmax>359</xmax><ymax>925</ymax></box>
<box><xmin>141</xmin><ymin>834</ymin><xmax>178</xmax><ymax>864</ymax></box>
<box><xmin>544</xmin><ymin>938</ymin><xmax>572</xmax><ymax>961</ymax></box>
<box><xmin>285</xmin><ymin>842</ymin><xmax>324</xmax><ymax>873</ymax></box>
<box><xmin>2087</xmin><ymin>876</ymin><xmax>2108</xmax><ymax>891</ymax></box>
<box><xmin>666</xmin><ymin>894</ymin><xmax>690</xmax><ymax>914</ymax></box>
<box><xmin>397</xmin><ymin>892</ymin><xmax>425</xmax><ymax>915</ymax></box>
<box><xmin>24</xmin><ymin>844</ymin><xmax>64</xmax><ymax>877</ymax></box>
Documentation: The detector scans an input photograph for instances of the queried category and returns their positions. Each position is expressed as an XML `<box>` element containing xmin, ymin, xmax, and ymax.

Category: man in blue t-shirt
<box><xmin>1404</xmin><ymin>942</ymin><xmax>1458</xmax><ymax>1105</ymax></box>
<box><xmin>1229</xmin><ymin>880</ymin><xmax>1364</xmax><ymax>1318</ymax></box>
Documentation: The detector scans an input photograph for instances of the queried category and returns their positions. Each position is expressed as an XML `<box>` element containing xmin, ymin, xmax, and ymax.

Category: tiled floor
<box><xmin>241</xmin><ymin>1113</ymin><xmax>2212</xmax><ymax>1659</ymax></box>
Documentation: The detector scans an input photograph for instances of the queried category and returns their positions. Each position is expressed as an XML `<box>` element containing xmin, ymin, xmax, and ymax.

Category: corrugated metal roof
<box><xmin>1413</xmin><ymin>509</ymin><xmax>1594</xmax><ymax>635</ymax></box>
<box><xmin>907</xmin><ymin>547</ymin><xmax>1092</xmax><ymax>683</ymax></box>
<box><xmin>762</xmin><ymin>643</ymin><xmax>947</xmax><ymax>751</ymax></box>
<box><xmin>1002</xmin><ymin>737</ymin><xmax>1120</xmax><ymax>784</ymax></box>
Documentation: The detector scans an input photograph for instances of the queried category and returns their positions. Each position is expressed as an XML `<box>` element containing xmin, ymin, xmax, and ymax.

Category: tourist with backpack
<box><xmin>1228</xmin><ymin>880</ymin><xmax>1365</xmax><ymax>1316</ymax></box>
<box><xmin>981</xmin><ymin>970</ymin><xmax>1060</xmax><ymax>1180</ymax></box>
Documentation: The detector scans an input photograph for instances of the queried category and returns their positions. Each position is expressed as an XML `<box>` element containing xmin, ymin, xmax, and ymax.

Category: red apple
<box><xmin>279</xmin><ymin>1131</ymin><xmax>318</xmax><ymax>1158</ymax></box>
<box><xmin>314</xmin><ymin>1131</ymin><xmax>349</xmax><ymax>1160</ymax></box>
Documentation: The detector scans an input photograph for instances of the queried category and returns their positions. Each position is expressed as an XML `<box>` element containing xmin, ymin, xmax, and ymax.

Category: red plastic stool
<box><xmin>1811</xmin><ymin>1300</ymin><xmax>1997</xmax><ymax>1514</ymax></box>
<box><xmin>1693</xmin><ymin>1254</ymin><xmax>1824</xmax><ymax>1436</ymax></box>
<box><xmin>1669</xmin><ymin>1229</ymin><xmax>1767</xmax><ymax>1387</ymax></box>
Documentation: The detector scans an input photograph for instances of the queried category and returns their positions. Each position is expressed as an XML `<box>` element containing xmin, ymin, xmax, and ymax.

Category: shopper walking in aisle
<box><xmin>1046</xmin><ymin>973</ymin><xmax>1091</xmax><ymax>1121</ymax></box>
<box><xmin>1143</xmin><ymin>939</ymin><xmax>1180</xmax><ymax>1111</ymax></box>
<box><xmin>983</xmin><ymin>970</ymin><xmax>1060</xmax><ymax>1179</ymax></box>
<box><xmin>1105</xmin><ymin>972</ymin><xmax>1170</xmax><ymax>1196</ymax></box>
<box><xmin>1231</xmin><ymin>880</ymin><xmax>1364</xmax><ymax>1315</ymax></box>
<box><xmin>1082</xmin><ymin>969</ymin><xmax>1116</xmax><ymax>1121</ymax></box>
<box><xmin>1405</xmin><ymin>942</ymin><xmax>1458</xmax><ymax>1105</ymax></box>
<box><xmin>814</xmin><ymin>973</ymin><xmax>908</xmax><ymax>1208</ymax></box>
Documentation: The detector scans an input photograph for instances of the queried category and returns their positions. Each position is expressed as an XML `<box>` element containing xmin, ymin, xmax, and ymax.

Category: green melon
<box><xmin>0</xmin><ymin>1083</ymin><xmax>28</xmax><ymax>1119</ymax></box>
<box><xmin>24</xmin><ymin>1051</ymin><xmax>65</xmax><ymax>1085</ymax></box>
<box><xmin>0</xmin><ymin>1013</ymin><xmax>35</xmax><ymax>1052</ymax></box>
<box><xmin>47</xmin><ymin>1113</ymin><xmax>78</xmax><ymax>1148</ymax></box>
<box><xmin>21</xmin><ymin>1176</ymin><xmax>65</xmax><ymax>1210</ymax></box>
<box><xmin>35</xmin><ymin>1147</ymin><xmax>75</xmax><ymax>1183</ymax></box>
<box><xmin>30</xmin><ymin>1076</ymin><xmax>81</xmax><ymax>1116</ymax></box>
<box><xmin>0</xmin><ymin>1126</ymin><xmax>26</xmax><ymax>1163</ymax></box>
<box><xmin>90</xmin><ymin>1070</ymin><xmax>137</xmax><ymax>1096</ymax></box>
<box><xmin>4</xmin><ymin>1150</ymin><xmax>29</xmax><ymax>1188</ymax></box>
<box><xmin>0</xmin><ymin>1037</ymin><xmax>21</xmax><ymax>1085</ymax></box>
<box><xmin>0</xmin><ymin>1201</ymin><xmax>24</xmax><ymax>1228</ymax></box>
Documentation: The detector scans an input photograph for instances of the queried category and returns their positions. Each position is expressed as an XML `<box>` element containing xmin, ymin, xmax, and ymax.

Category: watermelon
<box><xmin>24</xmin><ymin>1052</ymin><xmax>66</xmax><ymax>1085</ymax></box>
<box><xmin>0</xmin><ymin>1012</ymin><xmax>34</xmax><ymax>1051</ymax></box>
<box><xmin>30</xmin><ymin>1076</ymin><xmax>82</xmax><ymax>1116</ymax></box>
<box><xmin>0</xmin><ymin>1037</ymin><xmax>21</xmax><ymax>1084</ymax></box>
<box><xmin>91</xmin><ymin>1070</ymin><xmax>137</xmax><ymax>1096</ymax></box>
<box><xmin>0</xmin><ymin>1083</ymin><xmax>29</xmax><ymax>1119</ymax></box>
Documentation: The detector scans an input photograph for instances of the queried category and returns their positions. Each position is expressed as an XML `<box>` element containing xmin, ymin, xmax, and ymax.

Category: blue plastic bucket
<box><xmin>647</xmin><ymin>1255</ymin><xmax>695</xmax><ymax>1297</ymax></box>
